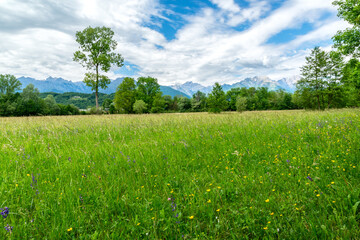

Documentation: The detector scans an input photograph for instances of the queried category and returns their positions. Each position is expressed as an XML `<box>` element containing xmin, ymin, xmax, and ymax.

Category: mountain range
<box><xmin>17</xmin><ymin>75</ymin><xmax>300</xmax><ymax>98</ymax></box>
<box><xmin>171</xmin><ymin>76</ymin><xmax>300</xmax><ymax>96</ymax></box>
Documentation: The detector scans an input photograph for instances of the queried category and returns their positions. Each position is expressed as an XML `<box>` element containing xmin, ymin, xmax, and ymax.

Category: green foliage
<box><xmin>73</xmin><ymin>26</ymin><xmax>124</xmax><ymax>109</ymax></box>
<box><xmin>114</xmin><ymin>77</ymin><xmax>136</xmax><ymax>113</ymax></box>
<box><xmin>151</xmin><ymin>93</ymin><xmax>166</xmax><ymax>113</ymax></box>
<box><xmin>191</xmin><ymin>91</ymin><xmax>207</xmax><ymax>112</ymax></box>
<box><xmin>208</xmin><ymin>83</ymin><xmax>227</xmax><ymax>113</ymax></box>
<box><xmin>136</xmin><ymin>76</ymin><xmax>161</xmax><ymax>110</ymax></box>
<box><xmin>178</xmin><ymin>97</ymin><xmax>191</xmax><ymax>112</ymax></box>
<box><xmin>235</xmin><ymin>96</ymin><xmax>247</xmax><ymax>112</ymax></box>
<box><xmin>0</xmin><ymin>110</ymin><xmax>360</xmax><ymax>238</ymax></box>
<box><xmin>83</xmin><ymin>72</ymin><xmax>111</xmax><ymax>92</ymax></box>
<box><xmin>332</xmin><ymin>0</ymin><xmax>360</xmax><ymax>57</ymax></box>
<box><xmin>0</xmin><ymin>74</ymin><xmax>22</xmax><ymax>96</ymax></box>
<box><xmin>296</xmin><ymin>47</ymin><xmax>345</xmax><ymax>110</ymax></box>
<box><xmin>133</xmin><ymin>100</ymin><xmax>148</xmax><ymax>114</ymax></box>
<box><xmin>226</xmin><ymin>88</ymin><xmax>242</xmax><ymax>111</ymax></box>
<box><xmin>44</xmin><ymin>95</ymin><xmax>60</xmax><ymax>115</ymax></box>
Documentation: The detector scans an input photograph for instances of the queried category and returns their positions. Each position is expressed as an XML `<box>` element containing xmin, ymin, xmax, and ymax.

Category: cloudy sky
<box><xmin>0</xmin><ymin>0</ymin><xmax>349</xmax><ymax>86</ymax></box>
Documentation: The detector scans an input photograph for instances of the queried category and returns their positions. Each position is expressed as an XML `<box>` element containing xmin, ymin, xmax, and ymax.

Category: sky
<box><xmin>0</xmin><ymin>0</ymin><xmax>349</xmax><ymax>86</ymax></box>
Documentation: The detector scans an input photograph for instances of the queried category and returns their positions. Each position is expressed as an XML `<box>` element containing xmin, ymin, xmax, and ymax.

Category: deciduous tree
<box><xmin>73</xmin><ymin>26</ymin><xmax>124</xmax><ymax>110</ymax></box>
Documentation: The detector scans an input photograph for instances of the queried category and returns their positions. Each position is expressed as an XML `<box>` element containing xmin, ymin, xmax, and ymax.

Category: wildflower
<box><xmin>0</xmin><ymin>207</ymin><xmax>9</xmax><ymax>219</ymax></box>
<box><xmin>263</xmin><ymin>227</ymin><xmax>268</xmax><ymax>230</ymax></box>
<box><xmin>270</xmin><ymin>212</ymin><xmax>274</xmax><ymax>215</ymax></box>
<box><xmin>206</xmin><ymin>189</ymin><xmax>211</xmax><ymax>192</ymax></box>
<box><xmin>265</xmin><ymin>199</ymin><xmax>270</xmax><ymax>203</ymax></box>
<box><xmin>67</xmin><ymin>227</ymin><xmax>72</xmax><ymax>232</ymax></box>
<box><xmin>189</xmin><ymin>216</ymin><xmax>194</xmax><ymax>219</ymax></box>
<box><xmin>207</xmin><ymin>200</ymin><xmax>211</xmax><ymax>203</ymax></box>
<box><xmin>137</xmin><ymin>223</ymin><xmax>140</xmax><ymax>226</ymax></box>
<box><xmin>216</xmin><ymin>209</ymin><xmax>220</xmax><ymax>212</ymax></box>
<box><xmin>316</xmin><ymin>194</ymin><xmax>320</xmax><ymax>197</ymax></box>
<box><xmin>4</xmin><ymin>224</ymin><xmax>13</xmax><ymax>232</ymax></box>
<box><xmin>306</xmin><ymin>176</ymin><xmax>313</xmax><ymax>182</ymax></box>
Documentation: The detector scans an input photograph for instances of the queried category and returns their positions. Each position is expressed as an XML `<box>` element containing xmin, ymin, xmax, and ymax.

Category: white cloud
<box><xmin>0</xmin><ymin>0</ymin><xmax>349</xmax><ymax>86</ymax></box>
<box><xmin>210</xmin><ymin>0</ymin><xmax>241</xmax><ymax>12</ymax></box>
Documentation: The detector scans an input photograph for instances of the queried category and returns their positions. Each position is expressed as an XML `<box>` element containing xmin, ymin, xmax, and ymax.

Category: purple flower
<box><xmin>307</xmin><ymin>176</ymin><xmax>313</xmax><ymax>182</ymax></box>
<box><xmin>0</xmin><ymin>207</ymin><xmax>9</xmax><ymax>219</ymax></box>
<box><xmin>4</xmin><ymin>224</ymin><xmax>13</xmax><ymax>232</ymax></box>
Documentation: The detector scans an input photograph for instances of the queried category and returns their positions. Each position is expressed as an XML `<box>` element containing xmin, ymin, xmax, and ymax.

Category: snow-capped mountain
<box><xmin>170</xmin><ymin>76</ymin><xmax>300</xmax><ymax>96</ymax></box>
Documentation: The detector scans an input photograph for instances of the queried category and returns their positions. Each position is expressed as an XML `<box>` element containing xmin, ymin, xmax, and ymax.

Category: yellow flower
<box><xmin>189</xmin><ymin>216</ymin><xmax>194</xmax><ymax>219</ymax></box>
<box><xmin>265</xmin><ymin>199</ymin><xmax>270</xmax><ymax>203</ymax></box>
<box><xmin>270</xmin><ymin>212</ymin><xmax>274</xmax><ymax>215</ymax></box>
<box><xmin>15</xmin><ymin>184</ymin><xmax>18</xmax><ymax>187</ymax></box>
<box><xmin>217</xmin><ymin>186</ymin><xmax>221</xmax><ymax>189</ymax></box>
<box><xmin>67</xmin><ymin>228</ymin><xmax>72</xmax><ymax>232</ymax></box>
<box><xmin>216</xmin><ymin>209</ymin><xmax>220</xmax><ymax>212</ymax></box>
<box><xmin>316</xmin><ymin>194</ymin><xmax>320</xmax><ymax>197</ymax></box>
<box><xmin>137</xmin><ymin>223</ymin><xmax>140</xmax><ymax>226</ymax></box>
<box><xmin>206</xmin><ymin>189</ymin><xmax>211</xmax><ymax>192</ymax></box>
<box><xmin>207</xmin><ymin>200</ymin><xmax>211</xmax><ymax>203</ymax></box>
<box><xmin>27</xmin><ymin>174</ymin><xmax>30</xmax><ymax>177</ymax></box>
<box><xmin>263</xmin><ymin>227</ymin><xmax>268</xmax><ymax>230</ymax></box>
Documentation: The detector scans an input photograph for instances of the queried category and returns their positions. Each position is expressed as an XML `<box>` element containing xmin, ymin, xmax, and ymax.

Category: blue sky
<box><xmin>0</xmin><ymin>0</ymin><xmax>349</xmax><ymax>86</ymax></box>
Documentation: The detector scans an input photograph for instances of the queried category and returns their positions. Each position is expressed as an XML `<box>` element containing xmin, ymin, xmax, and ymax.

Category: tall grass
<box><xmin>0</xmin><ymin>109</ymin><xmax>359</xmax><ymax>239</ymax></box>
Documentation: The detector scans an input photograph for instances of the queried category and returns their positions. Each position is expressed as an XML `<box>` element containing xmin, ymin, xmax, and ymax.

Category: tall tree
<box><xmin>114</xmin><ymin>77</ymin><xmax>136</xmax><ymax>113</ymax></box>
<box><xmin>297</xmin><ymin>47</ymin><xmax>329</xmax><ymax>110</ymax></box>
<box><xmin>333</xmin><ymin>0</ymin><xmax>360</xmax><ymax>57</ymax></box>
<box><xmin>0</xmin><ymin>74</ymin><xmax>21</xmax><ymax>96</ymax></box>
<box><xmin>207</xmin><ymin>83</ymin><xmax>227</xmax><ymax>113</ymax></box>
<box><xmin>73</xmin><ymin>26</ymin><xmax>124</xmax><ymax>110</ymax></box>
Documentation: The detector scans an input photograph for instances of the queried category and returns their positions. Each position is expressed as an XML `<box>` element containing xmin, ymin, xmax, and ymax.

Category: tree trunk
<box><xmin>95</xmin><ymin>65</ymin><xmax>99</xmax><ymax>110</ymax></box>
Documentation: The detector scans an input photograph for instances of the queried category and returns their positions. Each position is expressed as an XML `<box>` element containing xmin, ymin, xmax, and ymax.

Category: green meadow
<box><xmin>0</xmin><ymin>110</ymin><xmax>359</xmax><ymax>239</ymax></box>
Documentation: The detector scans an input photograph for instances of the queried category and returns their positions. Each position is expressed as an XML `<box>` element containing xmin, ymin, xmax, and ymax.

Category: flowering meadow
<box><xmin>0</xmin><ymin>110</ymin><xmax>359</xmax><ymax>239</ymax></box>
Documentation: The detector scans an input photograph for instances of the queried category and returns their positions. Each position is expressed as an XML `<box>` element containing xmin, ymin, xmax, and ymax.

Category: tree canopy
<box><xmin>332</xmin><ymin>0</ymin><xmax>360</xmax><ymax>57</ymax></box>
<box><xmin>0</xmin><ymin>74</ymin><xmax>22</xmax><ymax>96</ymax></box>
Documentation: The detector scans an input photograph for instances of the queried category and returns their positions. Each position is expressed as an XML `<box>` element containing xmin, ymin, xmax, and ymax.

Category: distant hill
<box><xmin>18</xmin><ymin>77</ymin><xmax>190</xmax><ymax>98</ymax></box>
<box><xmin>39</xmin><ymin>92</ymin><xmax>115</xmax><ymax>110</ymax></box>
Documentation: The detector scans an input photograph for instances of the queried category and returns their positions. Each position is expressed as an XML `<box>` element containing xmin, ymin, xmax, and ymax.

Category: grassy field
<box><xmin>0</xmin><ymin>110</ymin><xmax>359</xmax><ymax>239</ymax></box>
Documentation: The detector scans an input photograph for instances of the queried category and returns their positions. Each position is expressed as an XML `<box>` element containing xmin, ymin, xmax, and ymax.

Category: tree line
<box><xmin>0</xmin><ymin>75</ymin><xmax>80</xmax><ymax>117</ymax></box>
